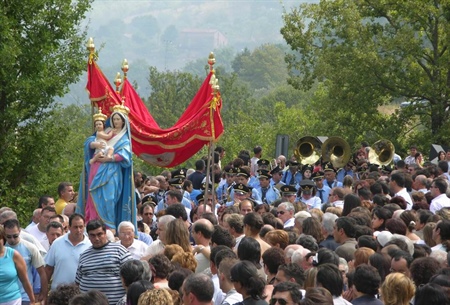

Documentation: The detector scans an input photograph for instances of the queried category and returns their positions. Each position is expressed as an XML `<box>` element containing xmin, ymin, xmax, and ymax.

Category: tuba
<box><xmin>367</xmin><ymin>140</ymin><xmax>395</xmax><ymax>165</ymax></box>
<box><xmin>293</xmin><ymin>136</ymin><xmax>322</xmax><ymax>165</ymax></box>
<box><xmin>322</xmin><ymin>137</ymin><xmax>351</xmax><ymax>168</ymax></box>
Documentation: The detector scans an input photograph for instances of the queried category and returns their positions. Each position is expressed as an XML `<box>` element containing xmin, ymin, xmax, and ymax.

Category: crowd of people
<box><xmin>2</xmin><ymin>143</ymin><xmax>450</xmax><ymax>305</ymax></box>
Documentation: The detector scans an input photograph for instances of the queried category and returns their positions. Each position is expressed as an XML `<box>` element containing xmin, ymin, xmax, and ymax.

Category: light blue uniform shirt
<box><xmin>45</xmin><ymin>234</ymin><xmax>92</xmax><ymax>290</ymax></box>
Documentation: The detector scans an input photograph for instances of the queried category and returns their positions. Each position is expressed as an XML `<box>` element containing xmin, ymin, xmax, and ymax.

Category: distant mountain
<box><xmin>63</xmin><ymin>0</ymin><xmax>317</xmax><ymax>105</ymax></box>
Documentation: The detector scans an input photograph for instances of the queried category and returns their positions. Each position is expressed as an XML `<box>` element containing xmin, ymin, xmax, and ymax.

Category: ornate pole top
<box><xmin>122</xmin><ymin>59</ymin><xmax>129</xmax><ymax>79</ymax></box>
<box><xmin>114</xmin><ymin>72</ymin><xmax>122</xmax><ymax>93</ymax></box>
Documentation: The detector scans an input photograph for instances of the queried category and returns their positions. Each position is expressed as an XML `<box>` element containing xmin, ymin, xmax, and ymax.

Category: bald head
<box><xmin>414</xmin><ymin>174</ymin><xmax>428</xmax><ymax>190</ymax></box>
<box><xmin>32</xmin><ymin>208</ymin><xmax>42</xmax><ymax>224</ymax></box>
<box><xmin>192</xmin><ymin>218</ymin><xmax>214</xmax><ymax>242</ymax></box>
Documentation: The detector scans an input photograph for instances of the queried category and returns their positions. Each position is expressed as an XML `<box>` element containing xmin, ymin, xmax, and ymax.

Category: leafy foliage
<box><xmin>281</xmin><ymin>0</ymin><xmax>450</xmax><ymax>151</ymax></box>
<box><xmin>0</xmin><ymin>0</ymin><xmax>93</xmax><ymax>222</ymax></box>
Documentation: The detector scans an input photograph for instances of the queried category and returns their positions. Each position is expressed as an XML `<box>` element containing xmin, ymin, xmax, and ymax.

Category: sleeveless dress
<box><xmin>0</xmin><ymin>247</ymin><xmax>21</xmax><ymax>305</ymax></box>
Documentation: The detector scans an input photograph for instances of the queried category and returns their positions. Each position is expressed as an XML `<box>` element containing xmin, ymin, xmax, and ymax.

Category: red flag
<box><xmin>86</xmin><ymin>59</ymin><xmax>224</xmax><ymax>168</ymax></box>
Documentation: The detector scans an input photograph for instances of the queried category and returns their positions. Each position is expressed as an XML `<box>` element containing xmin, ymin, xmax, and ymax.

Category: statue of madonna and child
<box><xmin>76</xmin><ymin>103</ymin><xmax>136</xmax><ymax>232</ymax></box>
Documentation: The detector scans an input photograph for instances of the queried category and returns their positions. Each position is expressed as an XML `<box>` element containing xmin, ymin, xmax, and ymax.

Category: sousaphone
<box><xmin>322</xmin><ymin>137</ymin><xmax>351</xmax><ymax>168</ymax></box>
<box><xmin>293</xmin><ymin>136</ymin><xmax>322</xmax><ymax>165</ymax></box>
<box><xmin>368</xmin><ymin>140</ymin><xmax>395</xmax><ymax>165</ymax></box>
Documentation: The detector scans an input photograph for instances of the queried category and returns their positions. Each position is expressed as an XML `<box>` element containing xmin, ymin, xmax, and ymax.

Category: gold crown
<box><xmin>93</xmin><ymin>107</ymin><xmax>107</xmax><ymax>122</ymax></box>
<box><xmin>112</xmin><ymin>100</ymin><xmax>130</xmax><ymax>116</ymax></box>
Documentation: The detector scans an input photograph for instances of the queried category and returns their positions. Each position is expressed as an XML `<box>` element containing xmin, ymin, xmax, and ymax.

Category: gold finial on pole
<box><xmin>114</xmin><ymin>72</ymin><xmax>122</xmax><ymax>93</ymax></box>
<box><xmin>122</xmin><ymin>59</ymin><xmax>129</xmax><ymax>79</ymax></box>
<box><xmin>87</xmin><ymin>37</ymin><xmax>97</xmax><ymax>63</ymax></box>
<box><xmin>208</xmin><ymin>52</ymin><xmax>215</xmax><ymax>72</ymax></box>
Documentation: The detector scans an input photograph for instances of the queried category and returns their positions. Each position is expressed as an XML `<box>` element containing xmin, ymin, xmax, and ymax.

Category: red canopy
<box><xmin>85</xmin><ymin>58</ymin><xmax>224</xmax><ymax>167</ymax></box>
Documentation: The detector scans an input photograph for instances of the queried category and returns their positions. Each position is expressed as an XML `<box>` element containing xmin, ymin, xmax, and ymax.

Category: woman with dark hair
<box><xmin>149</xmin><ymin>254</ymin><xmax>173</xmax><ymax>289</ymax></box>
<box><xmin>399</xmin><ymin>210</ymin><xmax>421</xmax><ymax>242</ymax></box>
<box><xmin>385</xmin><ymin>218</ymin><xmax>407</xmax><ymax>235</ymax></box>
<box><xmin>415</xmin><ymin>283</ymin><xmax>450</xmax><ymax>305</ymax></box>
<box><xmin>230</xmin><ymin>261</ymin><xmax>268</xmax><ymax>305</ymax></box>
<box><xmin>372</xmin><ymin>194</ymin><xmax>390</xmax><ymax>208</ymax></box>
<box><xmin>165</xmin><ymin>219</ymin><xmax>191</xmax><ymax>253</ymax></box>
<box><xmin>389</xmin><ymin>196</ymin><xmax>407</xmax><ymax>210</ymax></box>
<box><xmin>302</xmin><ymin>217</ymin><xmax>324</xmax><ymax>243</ymax></box>
<box><xmin>439</xmin><ymin>151</ymin><xmax>447</xmax><ymax>161</ymax></box>
<box><xmin>126</xmin><ymin>280</ymin><xmax>154</xmax><ymax>305</ymax></box>
<box><xmin>414</xmin><ymin>152</ymin><xmax>424</xmax><ymax>168</ymax></box>
<box><xmin>237</xmin><ymin>237</ymin><xmax>265</xmax><ymax>280</ymax></box>
<box><xmin>314</xmin><ymin>248</ymin><xmax>340</xmax><ymax>266</ymax></box>
<box><xmin>342</xmin><ymin>193</ymin><xmax>361</xmax><ymax>216</ymax></box>
<box><xmin>369</xmin><ymin>253</ymin><xmax>391</xmax><ymax>283</ymax></box>
<box><xmin>300</xmin><ymin>287</ymin><xmax>333</xmax><ymax>305</ymax></box>
<box><xmin>371</xmin><ymin>207</ymin><xmax>393</xmax><ymax>232</ymax></box>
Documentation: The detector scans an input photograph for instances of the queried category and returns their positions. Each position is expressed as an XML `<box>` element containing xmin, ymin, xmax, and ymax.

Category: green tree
<box><xmin>1</xmin><ymin>104</ymin><xmax>90</xmax><ymax>222</ymax></box>
<box><xmin>281</xmin><ymin>0</ymin><xmax>450</xmax><ymax>149</ymax></box>
<box><xmin>232</xmin><ymin>44</ymin><xmax>289</xmax><ymax>90</ymax></box>
<box><xmin>0</xmin><ymin>0</ymin><xmax>93</xmax><ymax>217</ymax></box>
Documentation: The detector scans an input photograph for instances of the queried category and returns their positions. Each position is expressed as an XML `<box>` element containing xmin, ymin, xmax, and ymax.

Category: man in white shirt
<box><xmin>250</xmin><ymin>145</ymin><xmax>262</xmax><ymax>176</ymax></box>
<box><xmin>277</xmin><ymin>202</ymin><xmax>295</xmax><ymax>228</ymax></box>
<box><xmin>142</xmin><ymin>215</ymin><xmax>175</xmax><ymax>259</ymax></box>
<box><xmin>192</xmin><ymin>218</ymin><xmax>214</xmax><ymax>273</ymax></box>
<box><xmin>329</xmin><ymin>187</ymin><xmax>345</xmax><ymax>209</ymax></box>
<box><xmin>430</xmin><ymin>178</ymin><xmax>450</xmax><ymax>214</ymax></box>
<box><xmin>413</xmin><ymin>174</ymin><xmax>430</xmax><ymax>193</ymax></box>
<box><xmin>26</xmin><ymin>206</ymin><xmax>57</xmax><ymax>250</ymax></box>
<box><xmin>389</xmin><ymin>172</ymin><xmax>413</xmax><ymax>210</ymax></box>
<box><xmin>116</xmin><ymin>221</ymin><xmax>148</xmax><ymax>260</ymax></box>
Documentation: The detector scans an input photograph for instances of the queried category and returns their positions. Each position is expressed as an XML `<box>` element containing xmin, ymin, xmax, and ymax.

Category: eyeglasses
<box><xmin>270</xmin><ymin>298</ymin><xmax>290</xmax><ymax>305</ymax></box>
<box><xmin>6</xmin><ymin>234</ymin><xmax>19</xmax><ymax>239</ymax></box>
<box><xmin>277</xmin><ymin>211</ymin><xmax>286</xmax><ymax>215</ymax></box>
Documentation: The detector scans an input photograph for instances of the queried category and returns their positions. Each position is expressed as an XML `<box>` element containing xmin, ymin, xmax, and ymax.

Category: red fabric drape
<box><xmin>86</xmin><ymin>60</ymin><xmax>224</xmax><ymax>167</ymax></box>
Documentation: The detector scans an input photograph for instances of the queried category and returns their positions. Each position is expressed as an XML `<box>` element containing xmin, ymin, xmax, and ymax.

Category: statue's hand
<box><xmin>91</xmin><ymin>141</ymin><xmax>105</xmax><ymax>149</ymax></box>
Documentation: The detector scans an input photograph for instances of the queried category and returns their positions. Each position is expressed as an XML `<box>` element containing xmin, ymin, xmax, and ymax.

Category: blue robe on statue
<box><xmin>76</xmin><ymin>112</ymin><xmax>137</xmax><ymax>230</ymax></box>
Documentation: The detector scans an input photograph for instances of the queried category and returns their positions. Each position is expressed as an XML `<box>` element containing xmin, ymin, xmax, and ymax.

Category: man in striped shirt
<box><xmin>75</xmin><ymin>219</ymin><xmax>132</xmax><ymax>304</ymax></box>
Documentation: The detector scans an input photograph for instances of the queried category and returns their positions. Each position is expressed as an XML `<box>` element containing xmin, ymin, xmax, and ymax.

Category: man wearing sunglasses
<box><xmin>277</xmin><ymin>202</ymin><xmax>295</xmax><ymax>229</ymax></box>
<box><xmin>4</xmin><ymin>218</ymin><xmax>49</xmax><ymax>305</ymax></box>
<box><xmin>271</xmin><ymin>281</ymin><xmax>302</xmax><ymax>305</ymax></box>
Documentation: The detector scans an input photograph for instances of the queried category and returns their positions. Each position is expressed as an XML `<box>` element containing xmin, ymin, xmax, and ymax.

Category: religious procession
<box><xmin>2</xmin><ymin>1</ymin><xmax>450</xmax><ymax>305</ymax></box>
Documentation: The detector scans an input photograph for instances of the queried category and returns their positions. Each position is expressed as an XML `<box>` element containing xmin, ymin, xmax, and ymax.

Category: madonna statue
<box><xmin>77</xmin><ymin>104</ymin><xmax>136</xmax><ymax>231</ymax></box>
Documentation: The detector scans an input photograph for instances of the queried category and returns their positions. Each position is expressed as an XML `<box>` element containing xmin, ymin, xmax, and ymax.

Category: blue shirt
<box><xmin>315</xmin><ymin>185</ymin><xmax>331</xmax><ymax>203</ymax></box>
<box><xmin>282</xmin><ymin>171</ymin><xmax>302</xmax><ymax>187</ymax></box>
<box><xmin>255</xmin><ymin>185</ymin><xmax>280</xmax><ymax>204</ymax></box>
<box><xmin>336</xmin><ymin>169</ymin><xmax>353</xmax><ymax>183</ymax></box>
<box><xmin>0</xmin><ymin>247</ymin><xmax>21</xmax><ymax>303</ymax></box>
<box><xmin>45</xmin><ymin>234</ymin><xmax>92</xmax><ymax>290</ymax></box>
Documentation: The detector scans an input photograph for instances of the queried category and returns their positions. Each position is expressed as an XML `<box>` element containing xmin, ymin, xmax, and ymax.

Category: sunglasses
<box><xmin>277</xmin><ymin>211</ymin><xmax>286</xmax><ymax>215</ymax></box>
<box><xmin>270</xmin><ymin>298</ymin><xmax>289</xmax><ymax>305</ymax></box>
<box><xmin>6</xmin><ymin>234</ymin><xmax>19</xmax><ymax>239</ymax></box>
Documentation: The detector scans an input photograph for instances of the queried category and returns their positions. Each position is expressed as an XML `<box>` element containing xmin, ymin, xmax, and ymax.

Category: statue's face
<box><xmin>112</xmin><ymin>113</ymin><xmax>124</xmax><ymax>129</ymax></box>
<box><xmin>94</xmin><ymin>120</ymin><xmax>104</xmax><ymax>131</ymax></box>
